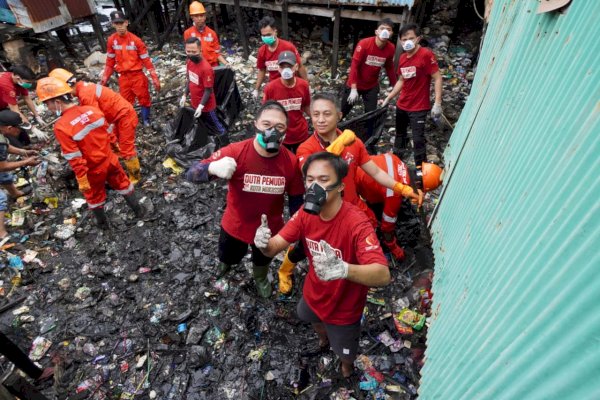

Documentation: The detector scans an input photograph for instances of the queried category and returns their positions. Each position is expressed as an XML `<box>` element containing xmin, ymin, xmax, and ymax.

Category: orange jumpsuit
<box><xmin>183</xmin><ymin>25</ymin><xmax>222</xmax><ymax>66</ymax></box>
<box><xmin>103</xmin><ymin>32</ymin><xmax>156</xmax><ymax>107</ymax></box>
<box><xmin>54</xmin><ymin>105</ymin><xmax>133</xmax><ymax>209</ymax></box>
<box><xmin>74</xmin><ymin>81</ymin><xmax>138</xmax><ymax>159</ymax></box>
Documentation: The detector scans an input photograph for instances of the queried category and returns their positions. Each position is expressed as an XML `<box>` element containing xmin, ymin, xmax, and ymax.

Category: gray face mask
<box><xmin>303</xmin><ymin>182</ymin><xmax>338</xmax><ymax>214</ymax></box>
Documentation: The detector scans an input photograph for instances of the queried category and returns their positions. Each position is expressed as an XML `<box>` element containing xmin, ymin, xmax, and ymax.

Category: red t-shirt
<box><xmin>396</xmin><ymin>47</ymin><xmax>439</xmax><ymax>112</ymax></box>
<box><xmin>297</xmin><ymin>130</ymin><xmax>370</xmax><ymax>205</ymax></box>
<box><xmin>256</xmin><ymin>39</ymin><xmax>302</xmax><ymax>81</ymax></box>
<box><xmin>263</xmin><ymin>77</ymin><xmax>310</xmax><ymax>145</ymax></box>
<box><xmin>279</xmin><ymin>202</ymin><xmax>388</xmax><ymax>324</ymax></box>
<box><xmin>0</xmin><ymin>72</ymin><xmax>28</xmax><ymax>109</ymax></box>
<box><xmin>346</xmin><ymin>37</ymin><xmax>397</xmax><ymax>91</ymax></box>
<box><xmin>203</xmin><ymin>138</ymin><xmax>305</xmax><ymax>244</ymax></box>
<box><xmin>187</xmin><ymin>58</ymin><xmax>217</xmax><ymax>111</ymax></box>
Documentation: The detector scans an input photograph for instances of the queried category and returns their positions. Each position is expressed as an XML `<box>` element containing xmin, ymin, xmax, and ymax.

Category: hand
<box><xmin>100</xmin><ymin>76</ymin><xmax>108</xmax><ymax>86</ymax></box>
<box><xmin>393</xmin><ymin>181</ymin><xmax>422</xmax><ymax>209</ymax></box>
<box><xmin>179</xmin><ymin>94</ymin><xmax>187</xmax><ymax>107</ymax></box>
<box><xmin>381</xmin><ymin>98</ymin><xmax>390</xmax><ymax>107</ymax></box>
<box><xmin>313</xmin><ymin>240</ymin><xmax>348</xmax><ymax>281</ymax></box>
<box><xmin>252</xmin><ymin>89</ymin><xmax>259</xmax><ymax>100</ymax></box>
<box><xmin>35</xmin><ymin>115</ymin><xmax>45</xmax><ymax>125</ymax></box>
<box><xmin>431</xmin><ymin>102</ymin><xmax>442</xmax><ymax>118</ymax></box>
<box><xmin>110</xmin><ymin>141</ymin><xmax>121</xmax><ymax>156</ymax></box>
<box><xmin>194</xmin><ymin>104</ymin><xmax>204</xmax><ymax>118</ymax></box>
<box><xmin>23</xmin><ymin>156</ymin><xmax>41</xmax><ymax>167</ymax></box>
<box><xmin>23</xmin><ymin>149</ymin><xmax>39</xmax><ymax>156</ymax></box>
<box><xmin>30</xmin><ymin>127</ymin><xmax>49</xmax><ymax>141</ymax></box>
<box><xmin>408</xmin><ymin>187</ymin><xmax>424</xmax><ymax>208</ymax></box>
<box><xmin>207</xmin><ymin>156</ymin><xmax>237</xmax><ymax>179</ymax></box>
<box><xmin>76</xmin><ymin>175</ymin><xmax>91</xmax><ymax>193</ymax></box>
<box><xmin>253</xmin><ymin>214</ymin><xmax>271</xmax><ymax>250</ymax></box>
<box><xmin>347</xmin><ymin>88</ymin><xmax>359</xmax><ymax>104</ymax></box>
<box><xmin>150</xmin><ymin>70</ymin><xmax>161</xmax><ymax>91</ymax></box>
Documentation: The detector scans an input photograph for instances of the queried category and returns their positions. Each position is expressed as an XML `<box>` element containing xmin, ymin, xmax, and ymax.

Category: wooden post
<box><xmin>113</xmin><ymin>0</ymin><xmax>123</xmax><ymax>12</ymax></box>
<box><xmin>74</xmin><ymin>26</ymin><xmax>92</xmax><ymax>53</ymax></box>
<box><xmin>281</xmin><ymin>0</ymin><xmax>289</xmax><ymax>40</ymax></box>
<box><xmin>91</xmin><ymin>14</ymin><xmax>106</xmax><ymax>52</ymax></box>
<box><xmin>331</xmin><ymin>7</ymin><xmax>341</xmax><ymax>77</ymax></box>
<box><xmin>393</xmin><ymin>7</ymin><xmax>410</xmax><ymax>69</ymax></box>
<box><xmin>234</xmin><ymin>0</ymin><xmax>249</xmax><ymax>59</ymax></box>
<box><xmin>122</xmin><ymin>0</ymin><xmax>133</xmax><ymax>19</ymax></box>
<box><xmin>212</xmin><ymin>4</ymin><xmax>219</xmax><ymax>32</ymax></box>
<box><xmin>162</xmin><ymin>0</ymin><xmax>170</xmax><ymax>26</ymax></box>
<box><xmin>156</xmin><ymin>0</ymin><xmax>187</xmax><ymax>50</ymax></box>
<box><xmin>143</xmin><ymin>0</ymin><xmax>160</xmax><ymax>44</ymax></box>
<box><xmin>220</xmin><ymin>4</ymin><xmax>229</xmax><ymax>25</ymax></box>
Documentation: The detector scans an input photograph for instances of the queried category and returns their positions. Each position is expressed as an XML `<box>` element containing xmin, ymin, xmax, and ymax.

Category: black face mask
<box><xmin>188</xmin><ymin>55</ymin><xmax>201</xmax><ymax>63</ymax></box>
<box><xmin>303</xmin><ymin>182</ymin><xmax>338</xmax><ymax>215</ymax></box>
<box><xmin>257</xmin><ymin>127</ymin><xmax>285</xmax><ymax>153</ymax></box>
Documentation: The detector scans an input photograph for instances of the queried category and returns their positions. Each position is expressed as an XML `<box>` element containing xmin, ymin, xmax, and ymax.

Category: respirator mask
<box><xmin>257</xmin><ymin>127</ymin><xmax>285</xmax><ymax>153</ymax></box>
<box><xmin>303</xmin><ymin>182</ymin><xmax>339</xmax><ymax>214</ymax></box>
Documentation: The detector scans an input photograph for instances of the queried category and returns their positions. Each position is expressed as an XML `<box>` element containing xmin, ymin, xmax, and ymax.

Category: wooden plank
<box><xmin>331</xmin><ymin>7</ymin><xmax>340</xmax><ymax>77</ymax></box>
<box><xmin>281</xmin><ymin>0</ymin><xmax>289</xmax><ymax>39</ymax></box>
<box><xmin>156</xmin><ymin>0</ymin><xmax>186</xmax><ymax>50</ymax></box>
<box><xmin>393</xmin><ymin>7</ymin><xmax>411</xmax><ymax>69</ymax></box>
<box><xmin>234</xmin><ymin>0</ymin><xmax>249</xmax><ymax>59</ymax></box>
<box><xmin>91</xmin><ymin>14</ymin><xmax>106</xmax><ymax>52</ymax></box>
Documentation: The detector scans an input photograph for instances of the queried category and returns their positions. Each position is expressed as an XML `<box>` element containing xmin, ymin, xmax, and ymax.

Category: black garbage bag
<box><xmin>214</xmin><ymin>66</ymin><xmax>243</xmax><ymax>128</ymax></box>
<box><xmin>339</xmin><ymin>106</ymin><xmax>388</xmax><ymax>147</ymax></box>
<box><xmin>164</xmin><ymin>107</ymin><xmax>228</xmax><ymax>169</ymax></box>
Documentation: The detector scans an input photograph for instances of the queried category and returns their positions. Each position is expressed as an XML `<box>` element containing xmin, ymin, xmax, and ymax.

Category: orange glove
<box><xmin>150</xmin><ymin>69</ymin><xmax>160</xmax><ymax>91</ymax></box>
<box><xmin>326</xmin><ymin>129</ymin><xmax>356</xmax><ymax>155</ymax></box>
<box><xmin>77</xmin><ymin>175</ymin><xmax>91</xmax><ymax>193</ymax></box>
<box><xmin>393</xmin><ymin>182</ymin><xmax>423</xmax><ymax>207</ymax></box>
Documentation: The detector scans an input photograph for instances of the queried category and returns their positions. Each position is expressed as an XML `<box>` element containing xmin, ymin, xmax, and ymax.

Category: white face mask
<box><xmin>402</xmin><ymin>40</ymin><xmax>416</xmax><ymax>51</ymax></box>
<box><xmin>281</xmin><ymin>67</ymin><xmax>294</xmax><ymax>80</ymax></box>
<box><xmin>378</xmin><ymin>29</ymin><xmax>391</xmax><ymax>40</ymax></box>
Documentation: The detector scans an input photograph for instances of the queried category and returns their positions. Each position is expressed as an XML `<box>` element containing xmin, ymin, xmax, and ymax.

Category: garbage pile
<box><xmin>0</xmin><ymin>7</ymin><xmax>480</xmax><ymax>399</ymax></box>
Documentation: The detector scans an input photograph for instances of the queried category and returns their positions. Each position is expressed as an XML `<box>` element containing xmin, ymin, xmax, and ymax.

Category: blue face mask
<box><xmin>261</xmin><ymin>35</ymin><xmax>276</xmax><ymax>46</ymax></box>
<box><xmin>18</xmin><ymin>82</ymin><xmax>33</xmax><ymax>89</ymax></box>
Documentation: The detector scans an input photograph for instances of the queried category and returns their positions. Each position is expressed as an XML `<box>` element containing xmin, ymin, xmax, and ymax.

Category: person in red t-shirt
<box><xmin>262</xmin><ymin>50</ymin><xmax>311</xmax><ymax>154</ymax></box>
<box><xmin>252</xmin><ymin>16</ymin><xmax>307</xmax><ymax>100</ymax></box>
<box><xmin>341</xmin><ymin>19</ymin><xmax>397</xmax><ymax>118</ymax></box>
<box><xmin>0</xmin><ymin>65</ymin><xmax>44</xmax><ymax>126</ymax></box>
<box><xmin>184</xmin><ymin>101</ymin><xmax>305</xmax><ymax>298</ymax></box>
<box><xmin>383</xmin><ymin>23</ymin><xmax>443</xmax><ymax>167</ymax></box>
<box><xmin>182</xmin><ymin>37</ymin><xmax>227</xmax><ymax>140</ymax></box>
<box><xmin>255</xmin><ymin>151</ymin><xmax>390</xmax><ymax>377</ymax></box>
<box><xmin>183</xmin><ymin>1</ymin><xmax>228</xmax><ymax>67</ymax></box>
<box><xmin>275</xmin><ymin>93</ymin><xmax>422</xmax><ymax>297</ymax></box>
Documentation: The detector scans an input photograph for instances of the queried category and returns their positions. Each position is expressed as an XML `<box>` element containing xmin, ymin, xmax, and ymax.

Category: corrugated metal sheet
<box><xmin>420</xmin><ymin>0</ymin><xmax>600</xmax><ymax>398</ymax></box>
<box><xmin>7</xmin><ymin>0</ymin><xmax>71</xmax><ymax>32</ymax></box>
<box><xmin>63</xmin><ymin>0</ymin><xmax>95</xmax><ymax>19</ymax></box>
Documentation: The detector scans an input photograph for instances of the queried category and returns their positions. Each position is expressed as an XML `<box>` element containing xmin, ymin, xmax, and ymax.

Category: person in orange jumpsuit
<box><xmin>49</xmin><ymin>68</ymin><xmax>142</xmax><ymax>184</ymax></box>
<box><xmin>183</xmin><ymin>1</ymin><xmax>228</xmax><ymax>67</ymax></box>
<box><xmin>357</xmin><ymin>154</ymin><xmax>443</xmax><ymax>262</ymax></box>
<box><xmin>36</xmin><ymin>77</ymin><xmax>145</xmax><ymax>229</ymax></box>
<box><xmin>100</xmin><ymin>11</ymin><xmax>160</xmax><ymax>127</ymax></box>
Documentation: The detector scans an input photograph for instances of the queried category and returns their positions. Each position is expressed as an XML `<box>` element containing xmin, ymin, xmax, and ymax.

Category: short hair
<box><xmin>301</xmin><ymin>152</ymin><xmax>349</xmax><ymax>184</ymax></box>
<box><xmin>258</xmin><ymin>16</ymin><xmax>276</xmax><ymax>31</ymax></box>
<box><xmin>185</xmin><ymin>37</ymin><xmax>201</xmax><ymax>47</ymax></box>
<box><xmin>257</xmin><ymin>100</ymin><xmax>288</xmax><ymax>123</ymax></box>
<box><xmin>311</xmin><ymin>93</ymin><xmax>340</xmax><ymax>112</ymax></box>
<box><xmin>378</xmin><ymin>18</ymin><xmax>394</xmax><ymax>30</ymax></box>
<box><xmin>11</xmin><ymin>65</ymin><xmax>35</xmax><ymax>80</ymax></box>
<box><xmin>399</xmin><ymin>23</ymin><xmax>420</xmax><ymax>38</ymax></box>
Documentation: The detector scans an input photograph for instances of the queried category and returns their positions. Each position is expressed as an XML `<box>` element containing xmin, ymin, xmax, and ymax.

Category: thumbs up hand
<box><xmin>254</xmin><ymin>214</ymin><xmax>272</xmax><ymax>250</ymax></box>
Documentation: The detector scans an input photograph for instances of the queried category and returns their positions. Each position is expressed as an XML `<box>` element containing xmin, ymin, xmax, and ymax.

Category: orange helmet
<box><xmin>36</xmin><ymin>77</ymin><xmax>72</xmax><ymax>102</ymax></box>
<box><xmin>421</xmin><ymin>162</ymin><xmax>443</xmax><ymax>192</ymax></box>
<box><xmin>189</xmin><ymin>1</ymin><xmax>206</xmax><ymax>15</ymax></box>
<box><xmin>49</xmin><ymin>68</ymin><xmax>74</xmax><ymax>84</ymax></box>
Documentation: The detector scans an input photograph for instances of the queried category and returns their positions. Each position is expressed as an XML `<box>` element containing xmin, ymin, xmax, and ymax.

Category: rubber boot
<box><xmin>124</xmin><ymin>156</ymin><xmax>141</xmax><ymax>184</ymax></box>
<box><xmin>383</xmin><ymin>237</ymin><xmax>405</xmax><ymax>262</ymax></box>
<box><xmin>277</xmin><ymin>249</ymin><xmax>296</xmax><ymax>295</ymax></box>
<box><xmin>123</xmin><ymin>191</ymin><xmax>145</xmax><ymax>218</ymax></box>
<box><xmin>216</xmin><ymin>262</ymin><xmax>231</xmax><ymax>278</ymax></box>
<box><xmin>252</xmin><ymin>264</ymin><xmax>271</xmax><ymax>299</ymax></box>
<box><xmin>140</xmin><ymin>106</ymin><xmax>151</xmax><ymax>127</ymax></box>
<box><xmin>92</xmin><ymin>208</ymin><xmax>110</xmax><ymax>230</ymax></box>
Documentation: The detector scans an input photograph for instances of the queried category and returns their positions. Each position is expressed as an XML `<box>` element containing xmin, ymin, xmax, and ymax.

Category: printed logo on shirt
<box><xmin>70</xmin><ymin>110</ymin><xmax>94</xmax><ymax>126</ymax></box>
<box><xmin>189</xmin><ymin>70</ymin><xmax>199</xmax><ymax>85</ymax></box>
<box><xmin>306</xmin><ymin>238</ymin><xmax>342</xmax><ymax>259</ymax></box>
<box><xmin>342</xmin><ymin>152</ymin><xmax>355</xmax><ymax>165</ymax></box>
<box><xmin>365</xmin><ymin>232</ymin><xmax>381</xmax><ymax>252</ymax></box>
<box><xmin>278</xmin><ymin>97</ymin><xmax>302</xmax><ymax>111</ymax></box>
<box><xmin>204</xmin><ymin>34</ymin><xmax>213</xmax><ymax>42</ymax></box>
<box><xmin>401</xmin><ymin>66</ymin><xmax>416</xmax><ymax>79</ymax></box>
<box><xmin>243</xmin><ymin>174</ymin><xmax>286</xmax><ymax>194</ymax></box>
<box><xmin>365</xmin><ymin>55</ymin><xmax>386</xmax><ymax>67</ymax></box>
<box><xmin>265</xmin><ymin>60</ymin><xmax>279</xmax><ymax>71</ymax></box>
<box><xmin>397</xmin><ymin>161</ymin><xmax>409</xmax><ymax>184</ymax></box>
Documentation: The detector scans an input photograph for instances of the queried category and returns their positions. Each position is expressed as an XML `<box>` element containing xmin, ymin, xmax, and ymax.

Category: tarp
<box><xmin>339</xmin><ymin>106</ymin><xmax>388</xmax><ymax>147</ymax></box>
<box><xmin>213</xmin><ymin>66</ymin><xmax>243</xmax><ymax>128</ymax></box>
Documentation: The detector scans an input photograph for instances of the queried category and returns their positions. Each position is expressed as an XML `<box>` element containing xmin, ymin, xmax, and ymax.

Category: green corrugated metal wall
<box><xmin>420</xmin><ymin>0</ymin><xmax>600</xmax><ymax>398</ymax></box>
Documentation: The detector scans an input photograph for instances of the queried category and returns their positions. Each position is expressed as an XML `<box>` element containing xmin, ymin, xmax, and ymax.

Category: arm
<box><xmin>0</xmin><ymin>158</ymin><xmax>38</xmax><ymax>172</ymax></box>
<box><xmin>384</xmin><ymin>76</ymin><xmax>404</xmax><ymax>104</ymax></box>
<box><xmin>200</xmin><ymin>88</ymin><xmax>212</xmax><ymax>106</ymax></box>
<box><xmin>432</xmin><ymin>70</ymin><xmax>443</xmax><ymax>104</ymax></box>
<box><xmin>54</xmin><ymin>128</ymin><xmax>88</xmax><ymax>178</ymax></box>
<box><xmin>385</xmin><ymin>54</ymin><xmax>398</xmax><ymax>87</ymax></box>
<box><xmin>101</xmin><ymin>44</ymin><xmax>115</xmax><ymax>85</ymax></box>
<box><xmin>137</xmin><ymin>37</ymin><xmax>155</xmax><ymax>72</ymax></box>
<box><xmin>185</xmin><ymin>145</ymin><xmax>236</xmax><ymax>182</ymax></box>
<box><xmin>23</xmin><ymin>95</ymin><xmax>40</xmax><ymax>119</ymax></box>
<box><xmin>255</xmin><ymin>69</ymin><xmax>266</xmax><ymax>91</ymax></box>
<box><xmin>347</xmin><ymin>45</ymin><xmax>364</xmax><ymax>89</ymax></box>
<box><xmin>8</xmin><ymin>145</ymin><xmax>36</xmax><ymax>156</ymax></box>
<box><xmin>261</xmin><ymin>234</ymin><xmax>291</xmax><ymax>258</ymax></box>
<box><xmin>8</xmin><ymin>104</ymin><xmax>29</xmax><ymax>124</ymax></box>
<box><xmin>297</xmin><ymin>64</ymin><xmax>308</xmax><ymax>80</ymax></box>
<box><xmin>361</xmin><ymin>160</ymin><xmax>421</xmax><ymax>203</ymax></box>
<box><xmin>217</xmin><ymin>54</ymin><xmax>228</xmax><ymax>65</ymax></box>
<box><xmin>346</xmin><ymin>263</ymin><xmax>390</xmax><ymax>287</ymax></box>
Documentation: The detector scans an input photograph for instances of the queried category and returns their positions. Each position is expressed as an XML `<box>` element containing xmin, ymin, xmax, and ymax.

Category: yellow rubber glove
<box><xmin>326</xmin><ymin>129</ymin><xmax>356</xmax><ymax>155</ymax></box>
<box><xmin>124</xmin><ymin>156</ymin><xmax>141</xmax><ymax>184</ymax></box>
<box><xmin>393</xmin><ymin>182</ymin><xmax>423</xmax><ymax>207</ymax></box>
<box><xmin>77</xmin><ymin>175</ymin><xmax>91</xmax><ymax>193</ymax></box>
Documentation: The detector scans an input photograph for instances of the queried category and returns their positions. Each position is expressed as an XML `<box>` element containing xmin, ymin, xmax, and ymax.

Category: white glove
<box><xmin>312</xmin><ymin>240</ymin><xmax>348</xmax><ymax>281</ymax></box>
<box><xmin>347</xmin><ymin>88</ymin><xmax>359</xmax><ymax>104</ymax></box>
<box><xmin>194</xmin><ymin>103</ymin><xmax>204</xmax><ymax>118</ymax></box>
<box><xmin>207</xmin><ymin>156</ymin><xmax>237</xmax><ymax>179</ymax></box>
<box><xmin>253</xmin><ymin>214</ymin><xmax>271</xmax><ymax>250</ymax></box>
<box><xmin>35</xmin><ymin>115</ymin><xmax>45</xmax><ymax>125</ymax></box>
<box><xmin>30</xmin><ymin>127</ymin><xmax>49</xmax><ymax>141</ymax></box>
<box><xmin>179</xmin><ymin>94</ymin><xmax>187</xmax><ymax>107</ymax></box>
<box><xmin>381</xmin><ymin>98</ymin><xmax>390</xmax><ymax>107</ymax></box>
<box><xmin>252</xmin><ymin>89</ymin><xmax>259</xmax><ymax>100</ymax></box>
<box><xmin>431</xmin><ymin>102</ymin><xmax>442</xmax><ymax>118</ymax></box>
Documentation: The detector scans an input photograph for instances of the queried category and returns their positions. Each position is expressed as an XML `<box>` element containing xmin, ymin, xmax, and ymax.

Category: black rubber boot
<box><xmin>92</xmin><ymin>208</ymin><xmax>110</xmax><ymax>230</ymax></box>
<box><xmin>123</xmin><ymin>191</ymin><xmax>145</xmax><ymax>218</ymax></box>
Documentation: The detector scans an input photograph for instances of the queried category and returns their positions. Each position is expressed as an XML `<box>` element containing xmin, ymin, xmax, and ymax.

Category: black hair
<box><xmin>11</xmin><ymin>64</ymin><xmax>35</xmax><ymax>80</ymax></box>
<box><xmin>257</xmin><ymin>100</ymin><xmax>288</xmax><ymax>123</ymax></box>
<box><xmin>399</xmin><ymin>23</ymin><xmax>420</xmax><ymax>38</ymax></box>
<box><xmin>258</xmin><ymin>16</ymin><xmax>277</xmax><ymax>31</ymax></box>
<box><xmin>301</xmin><ymin>152</ymin><xmax>349</xmax><ymax>184</ymax></box>
<box><xmin>185</xmin><ymin>37</ymin><xmax>201</xmax><ymax>46</ymax></box>
<box><xmin>378</xmin><ymin>18</ymin><xmax>394</xmax><ymax>30</ymax></box>
<box><xmin>311</xmin><ymin>93</ymin><xmax>340</xmax><ymax>112</ymax></box>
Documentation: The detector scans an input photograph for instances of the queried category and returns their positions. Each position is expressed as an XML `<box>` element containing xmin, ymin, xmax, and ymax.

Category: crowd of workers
<box><xmin>0</xmin><ymin>1</ymin><xmax>444</xmax><ymax>384</ymax></box>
